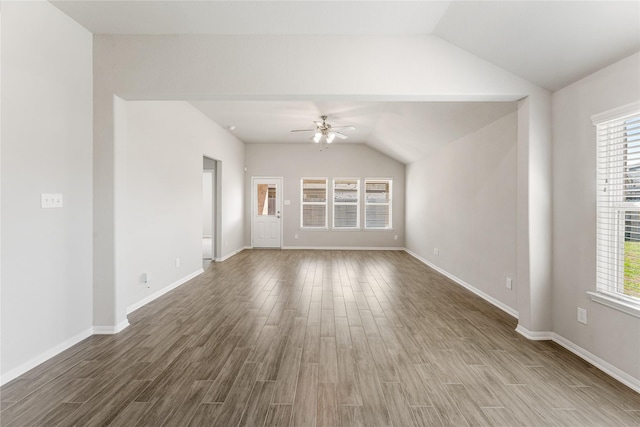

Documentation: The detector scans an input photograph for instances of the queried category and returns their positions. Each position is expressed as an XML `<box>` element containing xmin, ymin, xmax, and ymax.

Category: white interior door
<box><xmin>252</xmin><ymin>177</ymin><xmax>282</xmax><ymax>248</ymax></box>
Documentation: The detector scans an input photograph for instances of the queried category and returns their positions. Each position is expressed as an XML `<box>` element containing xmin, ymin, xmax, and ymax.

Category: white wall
<box><xmin>245</xmin><ymin>143</ymin><xmax>405</xmax><ymax>248</ymax></box>
<box><xmin>406</xmin><ymin>112</ymin><xmax>518</xmax><ymax>313</ymax></box>
<box><xmin>1</xmin><ymin>1</ymin><xmax>93</xmax><ymax>383</ymax></box>
<box><xmin>123</xmin><ymin>101</ymin><xmax>245</xmax><ymax>310</ymax></box>
<box><xmin>93</xmin><ymin>33</ymin><xmax>551</xmax><ymax>333</ymax></box>
<box><xmin>552</xmin><ymin>53</ymin><xmax>640</xmax><ymax>383</ymax></box>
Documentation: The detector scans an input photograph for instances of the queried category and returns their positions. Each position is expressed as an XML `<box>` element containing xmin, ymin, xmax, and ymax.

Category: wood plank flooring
<box><xmin>2</xmin><ymin>249</ymin><xmax>639</xmax><ymax>426</ymax></box>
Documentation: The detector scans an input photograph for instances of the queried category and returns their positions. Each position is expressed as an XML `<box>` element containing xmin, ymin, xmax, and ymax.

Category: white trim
<box><xmin>215</xmin><ymin>246</ymin><xmax>249</xmax><ymax>262</ymax></box>
<box><xmin>93</xmin><ymin>319</ymin><xmax>130</xmax><ymax>335</ymax></box>
<box><xmin>251</xmin><ymin>176</ymin><xmax>284</xmax><ymax>248</ymax></box>
<box><xmin>406</xmin><ymin>250</ymin><xmax>640</xmax><ymax>392</ymax></box>
<box><xmin>591</xmin><ymin>101</ymin><xmax>640</xmax><ymax>125</ymax></box>
<box><xmin>0</xmin><ymin>327</ymin><xmax>94</xmax><ymax>386</ymax></box>
<box><xmin>404</xmin><ymin>249</ymin><xmax>519</xmax><ymax>319</ymax></box>
<box><xmin>551</xmin><ymin>333</ymin><xmax>640</xmax><ymax>394</ymax></box>
<box><xmin>127</xmin><ymin>268</ymin><xmax>204</xmax><ymax>314</ymax></box>
<box><xmin>282</xmin><ymin>246</ymin><xmax>405</xmax><ymax>251</ymax></box>
<box><xmin>515</xmin><ymin>325</ymin><xmax>640</xmax><ymax>393</ymax></box>
<box><xmin>515</xmin><ymin>324</ymin><xmax>553</xmax><ymax>341</ymax></box>
<box><xmin>587</xmin><ymin>291</ymin><xmax>640</xmax><ymax>319</ymax></box>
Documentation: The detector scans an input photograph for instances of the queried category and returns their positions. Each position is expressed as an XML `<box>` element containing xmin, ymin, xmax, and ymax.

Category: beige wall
<box><xmin>1</xmin><ymin>1</ymin><xmax>93</xmax><ymax>383</ymax></box>
<box><xmin>406</xmin><ymin>112</ymin><xmax>518</xmax><ymax>314</ymax></box>
<box><xmin>245</xmin><ymin>143</ymin><xmax>405</xmax><ymax>248</ymax></box>
<box><xmin>123</xmin><ymin>101</ymin><xmax>245</xmax><ymax>310</ymax></box>
<box><xmin>552</xmin><ymin>53</ymin><xmax>640</xmax><ymax>383</ymax></box>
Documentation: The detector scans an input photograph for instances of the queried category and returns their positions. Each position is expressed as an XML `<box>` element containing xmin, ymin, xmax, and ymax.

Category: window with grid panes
<box><xmin>592</xmin><ymin>102</ymin><xmax>640</xmax><ymax>317</ymax></box>
<box><xmin>301</xmin><ymin>178</ymin><xmax>328</xmax><ymax>228</ymax></box>
<box><xmin>333</xmin><ymin>178</ymin><xmax>360</xmax><ymax>229</ymax></box>
<box><xmin>364</xmin><ymin>179</ymin><xmax>392</xmax><ymax>229</ymax></box>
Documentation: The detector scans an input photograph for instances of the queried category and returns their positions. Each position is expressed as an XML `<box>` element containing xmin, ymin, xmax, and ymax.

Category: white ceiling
<box><xmin>49</xmin><ymin>1</ymin><xmax>639</xmax><ymax>163</ymax></box>
<box><xmin>433</xmin><ymin>1</ymin><xmax>640</xmax><ymax>91</ymax></box>
<box><xmin>52</xmin><ymin>1</ymin><xmax>640</xmax><ymax>92</ymax></box>
<box><xmin>191</xmin><ymin>100</ymin><xmax>517</xmax><ymax>163</ymax></box>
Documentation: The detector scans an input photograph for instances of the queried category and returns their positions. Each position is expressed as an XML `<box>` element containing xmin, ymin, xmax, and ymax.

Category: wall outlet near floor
<box><xmin>577</xmin><ymin>307</ymin><xmax>588</xmax><ymax>324</ymax></box>
<box><xmin>143</xmin><ymin>272</ymin><xmax>151</xmax><ymax>288</ymax></box>
<box><xmin>506</xmin><ymin>277</ymin><xmax>513</xmax><ymax>290</ymax></box>
<box><xmin>394</xmin><ymin>234</ymin><xmax>398</xmax><ymax>240</ymax></box>
<box><xmin>433</xmin><ymin>248</ymin><xmax>439</xmax><ymax>256</ymax></box>
<box><xmin>175</xmin><ymin>258</ymin><xmax>180</xmax><ymax>268</ymax></box>
<box><xmin>294</xmin><ymin>233</ymin><xmax>299</xmax><ymax>239</ymax></box>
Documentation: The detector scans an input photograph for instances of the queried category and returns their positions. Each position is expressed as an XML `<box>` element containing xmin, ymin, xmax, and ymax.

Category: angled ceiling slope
<box><xmin>191</xmin><ymin>101</ymin><xmax>517</xmax><ymax>164</ymax></box>
<box><xmin>52</xmin><ymin>1</ymin><xmax>640</xmax><ymax>91</ymax></box>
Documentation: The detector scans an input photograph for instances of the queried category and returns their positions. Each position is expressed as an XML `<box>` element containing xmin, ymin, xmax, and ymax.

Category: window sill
<box><xmin>587</xmin><ymin>291</ymin><xmax>640</xmax><ymax>319</ymax></box>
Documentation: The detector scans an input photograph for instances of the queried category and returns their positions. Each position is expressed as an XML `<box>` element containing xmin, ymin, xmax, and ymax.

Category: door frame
<box><xmin>251</xmin><ymin>176</ymin><xmax>284</xmax><ymax>248</ymax></box>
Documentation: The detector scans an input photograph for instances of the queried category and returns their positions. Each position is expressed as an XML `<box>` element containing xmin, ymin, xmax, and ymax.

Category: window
<box><xmin>333</xmin><ymin>178</ymin><xmax>360</xmax><ymax>229</ymax></box>
<box><xmin>365</xmin><ymin>179</ymin><xmax>392</xmax><ymax>229</ymax></box>
<box><xmin>301</xmin><ymin>178</ymin><xmax>327</xmax><ymax>228</ymax></box>
<box><xmin>593</xmin><ymin>102</ymin><xmax>640</xmax><ymax>316</ymax></box>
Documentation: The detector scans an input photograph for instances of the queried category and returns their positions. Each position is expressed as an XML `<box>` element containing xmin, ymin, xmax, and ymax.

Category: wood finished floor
<box><xmin>2</xmin><ymin>249</ymin><xmax>639</xmax><ymax>426</ymax></box>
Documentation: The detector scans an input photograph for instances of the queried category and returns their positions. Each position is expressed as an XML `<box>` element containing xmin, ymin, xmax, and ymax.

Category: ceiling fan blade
<box><xmin>333</xmin><ymin>132</ymin><xmax>349</xmax><ymax>140</ymax></box>
<box><xmin>290</xmin><ymin>129</ymin><xmax>316</xmax><ymax>133</ymax></box>
<box><xmin>330</xmin><ymin>126</ymin><xmax>356</xmax><ymax>131</ymax></box>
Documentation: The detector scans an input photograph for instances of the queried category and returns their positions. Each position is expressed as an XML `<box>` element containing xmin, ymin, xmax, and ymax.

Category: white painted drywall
<box><xmin>1</xmin><ymin>1</ymin><xmax>93</xmax><ymax>383</ymax></box>
<box><xmin>244</xmin><ymin>143</ymin><xmax>405</xmax><ymax>248</ymax></box>
<box><xmin>92</xmin><ymin>34</ymin><xmax>550</xmax><ymax>340</ymax></box>
<box><xmin>552</xmin><ymin>53</ymin><xmax>640</xmax><ymax>381</ymax></box>
<box><xmin>406</xmin><ymin>112</ymin><xmax>518</xmax><ymax>312</ymax></box>
<box><xmin>123</xmin><ymin>101</ymin><xmax>244</xmax><ymax>309</ymax></box>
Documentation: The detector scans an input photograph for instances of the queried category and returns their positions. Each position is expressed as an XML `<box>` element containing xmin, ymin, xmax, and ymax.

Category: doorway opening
<box><xmin>203</xmin><ymin>157</ymin><xmax>219</xmax><ymax>266</ymax></box>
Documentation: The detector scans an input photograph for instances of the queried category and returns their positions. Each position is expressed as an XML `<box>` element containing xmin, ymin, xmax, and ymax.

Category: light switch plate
<box><xmin>41</xmin><ymin>193</ymin><xmax>63</xmax><ymax>208</ymax></box>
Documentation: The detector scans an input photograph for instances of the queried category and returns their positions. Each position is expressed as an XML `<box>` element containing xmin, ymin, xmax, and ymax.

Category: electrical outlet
<box><xmin>394</xmin><ymin>235</ymin><xmax>398</xmax><ymax>240</ymax></box>
<box><xmin>143</xmin><ymin>272</ymin><xmax>151</xmax><ymax>288</ymax></box>
<box><xmin>175</xmin><ymin>258</ymin><xmax>180</xmax><ymax>268</ymax></box>
<box><xmin>506</xmin><ymin>277</ymin><xmax>513</xmax><ymax>290</ymax></box>
<box><xmin>577</xmin><ymin>307</ymin><xmax>588</xmax><ymax>324</ymax></box>
<box><xmin>294</xmin><ymin>233</ymin><xmax>299</xmax><ymax>239</ymax></box>
<box><xmin>433</xmin><ymin>248</ymin><xmax>439</xmax><ymax>256</ymax></box>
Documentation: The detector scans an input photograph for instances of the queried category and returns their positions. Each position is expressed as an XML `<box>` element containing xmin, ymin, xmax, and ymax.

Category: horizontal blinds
<box><xmin>365</xmin><ymin>179</ymin><xmax>392</xmax><ymax>229</ymax></box>
<box><xmin>596</xmin><ymin>110</ymin><xmax>640</xmax><ymax>300</ymax></box>
<box><xmin>302</xmin><ymin>205</ymin><xmax>326</xmax><ymax>228</ymax></box>
<box><xmin>302</xmin><ymin>179</ymin><xmax>327</xmax><ymax>228</ymax></box>
<box><xmin>334</xmin><ymin>179</ymin><xmax>359</xmax><ymax>228</ymax></box>
<box><xmin>334</xmin><ymin>205</ymin><xmax>358</xmax><ymax>228</ymax></box>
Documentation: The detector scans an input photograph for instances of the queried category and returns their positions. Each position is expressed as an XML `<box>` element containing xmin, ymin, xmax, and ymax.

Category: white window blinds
<box><xmin>595</xmin><ymin>102</ymin><xmax>640</xmax><ymax>302</ymax></box>
<box><xmin>365</xmin><ymin>179</ymin><xmax>392</xmax><ymax>229</ymax></box>
<box><xmin>333</xmin><ymin>179</ymin><xmax>360</xmax><ymax>228</ymax></box>
<box><xmin>301</xmin><ymin>178</ymin><xmax>328</xmax><ymax>228</ymax></box>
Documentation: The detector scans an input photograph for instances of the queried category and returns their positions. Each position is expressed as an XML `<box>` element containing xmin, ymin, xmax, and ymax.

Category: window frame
<box><xmin>300</xmin><ymin>177</ymin><xmax>328</xmax><ymax>229</ymax></box>
<box><xmin>590</xmin><ymin>101</ymin><xmax>640</xmax><ymax>318</ymax></box>
<box><xmin>364</xmin><ymin>178</ymin><xmax>393</xmax><ymax>230</ymax></box>
<box><xmin>332</xmin><ymin>178</ymin><xmax>361</xmax><ymax>230</ymax></box>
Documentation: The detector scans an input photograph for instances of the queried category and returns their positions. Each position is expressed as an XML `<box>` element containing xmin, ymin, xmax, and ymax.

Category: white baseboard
<box><xmin>215</xmin><ymin>247</ymin><xmax>250</xmax><ymax>262</ymax></box>
<box><xmin>93</xmin><ymin>319</ymin><xmax>130</xmax><ymax>335</ymax></box>
<box><xmin>551</xmin><ymin>332</ymin><xmax>640</xmax><ymax>393</ymax></box>
<box><xmin>127</xmin><ymin>268</ymin><xmax>204</xmax><ymax>314</ymax></box>
<box><xmin>407</xmin><ymin>249</ymin><xmax>640</xmax><ymax>393</ymax></box>
<box><xmin>515</xmin><ymin>324</ymin><xmax>553</xmax><ymax>341</ymax></box>
<box><xmin>0</xmin><ymin>327</ymin><xmax>93</xmax><ymax>386</ymax></box>
<box><xmin>282</xmin><ymin>246</ymin><xmax>405</xmax><ymax>251</ymax></box>
<box><xmin>404</xmin><ymin>249</ymin><xmax>519</xmax><ymax>319</ymax></box>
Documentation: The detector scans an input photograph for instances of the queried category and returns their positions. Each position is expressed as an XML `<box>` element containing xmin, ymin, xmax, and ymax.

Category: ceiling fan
<box><xmin>290</xmin><ymin>115</ymin><xmax>355</xmax><ymax>144</ymax></box>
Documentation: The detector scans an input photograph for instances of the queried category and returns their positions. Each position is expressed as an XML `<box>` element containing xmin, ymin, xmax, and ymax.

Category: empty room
<box><xmin>1</xmin><ymin>1</ymin><xmax>640</xmax><ymax>426</ymax></box>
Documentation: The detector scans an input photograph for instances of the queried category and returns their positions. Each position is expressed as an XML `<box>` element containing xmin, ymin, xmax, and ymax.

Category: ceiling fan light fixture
<box><xmin>313</xmin><ymin>132</ymin><xmax>322</xmax><ymax>143</ymax></box>
<box><xmin>326</xmin><ymin>133</ymin><xmax>336</xmax><ymax>143</ymax></box>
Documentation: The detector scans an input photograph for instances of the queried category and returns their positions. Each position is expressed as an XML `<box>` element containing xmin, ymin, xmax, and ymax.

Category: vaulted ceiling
<box><xmin>51</xmin><ymin>1</ymin><xmax>640</xmax><ymax>163</ymax></box>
